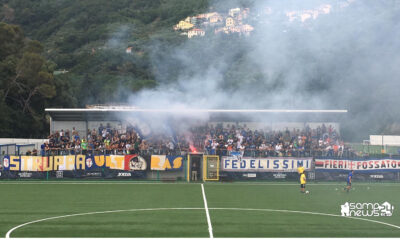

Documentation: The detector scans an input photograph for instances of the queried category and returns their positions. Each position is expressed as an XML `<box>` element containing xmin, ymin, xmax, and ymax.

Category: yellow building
<box><xmin>174</xmin><ymin>20</ymin><xmax>194</xmax><ymax>30</ymax></box>
<box><xmin>209</xmin><ymin>13</ymin><xmax>223</xmax><ymax>23</ymax></box>
<box><xmin>226</xmin><ymin>17</ymin><xmax>235</xmax><ymax>27</ymax></box>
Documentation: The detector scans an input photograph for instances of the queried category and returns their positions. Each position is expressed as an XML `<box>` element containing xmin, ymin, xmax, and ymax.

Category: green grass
<box><xmin>0</xmin><ymin>181</ymin><xmax>399</xmax><ymax>237</ymax></box>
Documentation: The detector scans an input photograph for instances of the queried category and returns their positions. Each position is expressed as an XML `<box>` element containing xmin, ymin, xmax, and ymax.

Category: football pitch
<box><xmin>0</xmin><ymin>181</ymin><xmax>399</xmax><ymax>238</ymax></box>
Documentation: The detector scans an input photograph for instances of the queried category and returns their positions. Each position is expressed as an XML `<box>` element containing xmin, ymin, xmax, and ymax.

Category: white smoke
<box><xmin>124</xmin><ymin>0</ymin><xmax>400</xmax><ymax>140</ymax></box>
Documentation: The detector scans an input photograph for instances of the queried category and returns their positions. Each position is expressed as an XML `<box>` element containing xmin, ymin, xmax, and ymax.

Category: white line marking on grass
<box><xmin>5</xmin><ymin>208</ymin><xmax>203</xmax><ymax>238</ymax></box>
<box><xmin>5</xmin><ymin>207</ymin><xmax>400</xmax><ymax>238</ymax></box>
<box><xmin>0</xmin><ymin>182</ymin><xmax>203</xmax><ymax>185</ymax></box>
<box><xmin>201</xmin><ymin>184</ymin><xmax>214</xmax><ymax>238</ymax></box>
<box><xmin>212</xmin><ymin>208</ymin><xmax>400</xmax><ymax>230</ymax></box>
<box><xmin>0</xmin><ymin>181</ymin><xmax>202</xmax><ymax>185</ymax></box>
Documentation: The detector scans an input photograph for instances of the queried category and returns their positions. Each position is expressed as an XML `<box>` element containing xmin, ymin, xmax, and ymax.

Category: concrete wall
<box><xmin>51</xmin><ymin>121</ymin><xmax>122</xmax><ymax>138</ymax></box>
<box><xmin>51</xmin><ymin>121</ymin><xmax>87</xmax><ymax>138</ymax></box>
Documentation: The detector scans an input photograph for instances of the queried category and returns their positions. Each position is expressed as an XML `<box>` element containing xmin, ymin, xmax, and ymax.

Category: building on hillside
<box><xmin>195</xmin><ymin>13</ymin><xmax>207</xmax><ymax>19</ymax></box>
<box><xmin>285</xmin><ymin>4</ymin><xmax>332</xmax><ymax>23</ymax></box>
<box><xmin>241</xmin><ymin>24</ymin><xmax>254</xmax><ymax>35</ymax></box>
<box><xmin>242</xmin><ymin>8</ymin><xmax>250</xmax><ymax>17</ymax></box>
<box><xmin>226</xmin><ymin>17</ymin><xmax>235</xmax><ymax>27</ymax></box>
<box><xmin>53</xmin><ymin>69</ymin><xmax>69</xmax><ymax>75</ymax></box>
<box><xmin>229</xmin><ymin>8</ymin><xmax>241</xmax><ymax>17</ymax></box>
<box><xmin>173</xmin><ymin>8</ymin><xmax>254</xmax><ymax>38</ymax></box>
<box><xmin>196</xmin><ymin>12</ymin><xmax>219</xmax><ymax>19</ymax></box>
<box><xmin>209</xmin><ymin>12</ymin><xmax>223</xmax><ymax>24</ymax></box>
<box><xmin>126</xmin><ymin>47</ymin><xmax>132</xmax><ymax>54</ymax></box>
<box><xmin>215</xmin><ymin>24</ymin><xmax>254</xmax><ymax>36</ymax></box>
<box><xmin>173</xmin><ymin>20</ymin><xmax>194</xmax><ymax>31</ymax></box>
<box><xmin>188</xmin><ymin>28</ymin><xmax>205</xmax><ymax>38</ymax></box>
<box><xmin>190</xmin><ymin>16</ymin><xmax>197</xmax><ymax>25</ymax></box>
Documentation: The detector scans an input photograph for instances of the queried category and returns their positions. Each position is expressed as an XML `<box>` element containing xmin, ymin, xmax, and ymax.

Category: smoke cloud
<box><xmin>125</xmin><ymin>0</ymin><xmax>400</xmax><ymax>141</ymax></box>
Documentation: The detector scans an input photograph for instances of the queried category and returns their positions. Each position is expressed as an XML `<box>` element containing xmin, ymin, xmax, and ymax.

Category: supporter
<box><xmin>81</xmin><ymin>138</ymin><xmax>88</xmax><ymax>155</ymax></box>
<box><xmin>40</xmin><ymin>143</ymin><xmax>46</xmax><ymax>156</ymax></box>
<box><xmin>44</xmin><ymin>123</ymin><xmax>351</xmax><ymax>158</ymax></box>
<box><xmin>167</xmin><ymin>139</ymin><xmax>175</xmax><ymax>155</ymax></box>
<box><xmin>72</xmin><ymin>127</ymin><xmax>80</xmax><ymax>141</ymax></box>
<box><xmin>98</xmin><ymin>124</ymin><xmax>104</xmax><ymax>135</ymax></box>
<box><xmin>91</xmin><ymin>129</ymin><xmax>97</xmax><ymax>139</ymax></box>
<box><xmin>106</xmin><ymin>123</ymin><xmax>112</xmax><ymax>135</ymax></box>
<box><xmin>74</xmin><ymin>139</ymin><xmax>81</xmax><ymax>154</ymax></box>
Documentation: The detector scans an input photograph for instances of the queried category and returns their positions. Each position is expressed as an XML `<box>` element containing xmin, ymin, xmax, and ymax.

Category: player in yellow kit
<box><xmin>300</xmin><ymin>171</ymin><xmax>307</xmax><ymax>194</ymax></box>
<box><xmin>297</xmin><ymin>165</ymin><xmax>304</xmax><ymax>175</ymax></box>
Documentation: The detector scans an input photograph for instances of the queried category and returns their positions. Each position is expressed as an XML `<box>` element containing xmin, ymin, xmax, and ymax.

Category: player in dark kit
<box><xmin>345</xmin><ymin>170</ymin><xmax>354</xmax><ymax>193</ymax></box>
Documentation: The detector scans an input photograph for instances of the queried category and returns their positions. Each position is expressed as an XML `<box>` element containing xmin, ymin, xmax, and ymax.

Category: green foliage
<box><xmin>0</xmin><ymin>22</ymin><xmax>75</xmax><ymax>137</ymax></box>
<box><xmin>0</xmin><ymin>0</ymin><xmax>211</xmax><ymax>137</ymax></box>
<box><xmin>1</xmin><ymin>0</ymin><xmax>209</xmax><ymax>108</ymax></box>
<box><xmin>0</xmin><ymin>22</ymin><xmax>24</xmax><ymax>59</ymax></box>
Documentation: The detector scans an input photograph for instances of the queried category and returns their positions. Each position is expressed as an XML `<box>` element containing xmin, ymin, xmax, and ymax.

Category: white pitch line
<box><xmin>5</xmin><ymin>207</ymin><xmax>400</xmax><ymax>238</ymax></box>
<box><xmin>5</xmin><ymin>208</ymin><xmax>203</xmax><ymax>238</ymax></box>
<box><xmin>0</xmin><ymin>182</ymin><xmax>201</xmax><ymax>185</ymax></box>
<box><xmin>211</xmin><ymin>208</ymin><xmax>400</xmax><ymax>230</ymax></box>
<box><xmin>201</xmin><ymin>184</ymin><xmax>214</xmax><ymax>238</ymax></box>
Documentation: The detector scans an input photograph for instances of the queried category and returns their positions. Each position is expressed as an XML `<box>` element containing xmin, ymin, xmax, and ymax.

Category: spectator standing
<box><xmin>191</xmin><ymin>161</ymin><xmax>198</xmax><ymax>181</ymax></box>
<box><xmin>98</xmin><ymin>124</ymin><xmax>104</xmax><ymax>135</ymax></box>
<box><xmin>81</xmin><ymin>138</ymin><xmax>88</xmax><ymax>155</ymax></box>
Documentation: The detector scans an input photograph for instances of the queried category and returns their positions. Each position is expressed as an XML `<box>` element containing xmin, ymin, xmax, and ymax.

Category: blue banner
<box><xmin>85</xmin><ymin>155</ymin><xmax>97</xmax><ymax>170</ymax></box>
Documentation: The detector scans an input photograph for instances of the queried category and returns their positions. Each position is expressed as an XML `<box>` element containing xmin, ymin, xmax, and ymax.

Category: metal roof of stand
<box><xmin>45</xmin><ymin>107</ymin><xmax>348</xmax><ymax>122</ymax></box>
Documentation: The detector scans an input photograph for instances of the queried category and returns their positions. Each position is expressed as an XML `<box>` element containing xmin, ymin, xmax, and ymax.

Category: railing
<box><xmin>16</xmin><ymin>148</ymin><xmax>400</xmax><ymax>160</ymax></box>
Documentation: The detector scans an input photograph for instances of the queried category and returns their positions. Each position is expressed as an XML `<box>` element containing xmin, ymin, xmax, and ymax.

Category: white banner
<box><xmin>221</xmin><ymin>157</ymin><xmax>312</xmax><ymax>172</ymax></box>
<box><xmin>315</xmin><ymin>159</ymin><xmax>400</xmax><ymax>171</ymax></box>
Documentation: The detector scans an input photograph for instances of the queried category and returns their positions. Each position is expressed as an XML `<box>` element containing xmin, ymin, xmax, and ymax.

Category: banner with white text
<box><xmin>315</xmin><ymin>159</ymin><xmax>400</xmax><ymax>171</ymax></box>
<box><xmin>221</xmin><ymin>157</ymin><xmax>312</xmax><ymax>172</ymax></box>
<box><xmin>2</xmin><ymin>155</ymin><xmax>147</xmax><ymax>171</ymax></box>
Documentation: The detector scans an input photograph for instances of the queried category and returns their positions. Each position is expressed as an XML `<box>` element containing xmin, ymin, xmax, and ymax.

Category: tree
<box><xmin>0</xmin><ymin>22</ymin><xmax>62</xmax><ymax>137</ymax></box>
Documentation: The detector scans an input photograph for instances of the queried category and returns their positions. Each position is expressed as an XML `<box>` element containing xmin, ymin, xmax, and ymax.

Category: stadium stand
<box><xmin>43</xmin><ymin>123</ymin><xmax>354</xmax><ymax>158</ymax></box>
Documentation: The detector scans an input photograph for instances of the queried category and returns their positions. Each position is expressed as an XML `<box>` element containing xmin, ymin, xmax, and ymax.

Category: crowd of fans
<box><xmin>36</xmin><ymin>122</ymin><xmax>352</xmax><ymax>158</ymax></box>
<box><xmin>43</xmin><ymin>123</ymin><xmax>147</xmax><ymax>155</ymax></box>
<box><xmin>191</xmin><ymin>123</ymin><xmax>347</xmax><ymax>157</ymax></box>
